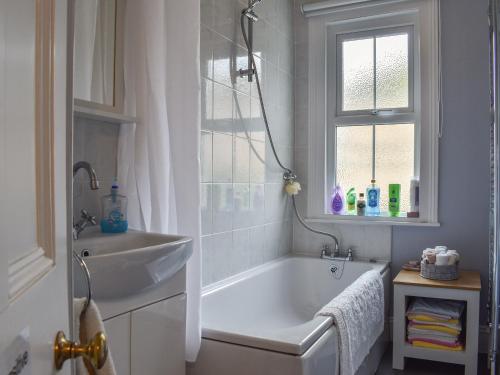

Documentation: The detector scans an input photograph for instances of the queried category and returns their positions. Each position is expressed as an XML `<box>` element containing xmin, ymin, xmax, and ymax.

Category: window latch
<box><xmin>371</xmin><ymin>109</ymin><xmax>394</xmax><ymax>116</ymax></box>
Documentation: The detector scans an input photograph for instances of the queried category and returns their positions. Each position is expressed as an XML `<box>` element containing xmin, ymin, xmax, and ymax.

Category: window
<box><xmin>307</xmin><ymin>0</ymin><xmax>439</xmax><ymax>225</ymax></box>
<box><xmin>333</xmin><ymin>27</ymin><xmax>415</xmax><ymax>215</ymax></box>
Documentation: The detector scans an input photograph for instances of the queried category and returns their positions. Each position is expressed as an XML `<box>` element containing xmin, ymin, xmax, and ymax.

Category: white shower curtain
<box><xmin>118</xmin><ymin>0</ymin><xmax>202</xmax><ymax>362</ymax></box>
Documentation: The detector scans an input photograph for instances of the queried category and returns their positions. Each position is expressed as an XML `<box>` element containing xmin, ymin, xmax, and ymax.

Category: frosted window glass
<box><xmin>342</xmin><ymin>38</ymin><xmax>374</xmax><ymax>111</ymax></box>
<box><xmin>376</xmin><ymin>33</ymin><xmax>409</xmax><ymax>109</ymax></box>
<box><xmin>375</xmin><ymin>123</ymin><xmax>414</xmax><ymax>212</ymax></box>
<box><xmin>336</xmin><ymin>126</ymin><xmax>373</xmax><ymax>200</ymax></box>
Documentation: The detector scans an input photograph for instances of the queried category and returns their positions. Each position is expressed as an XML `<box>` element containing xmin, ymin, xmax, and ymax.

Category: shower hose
<box><xmin>239</xmin><ymin>13</ymin><xmax>344</xmax><ymax>261</ymax></box>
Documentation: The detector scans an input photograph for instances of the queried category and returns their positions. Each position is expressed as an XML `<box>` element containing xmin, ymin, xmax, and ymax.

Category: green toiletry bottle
<box><xmin>388</xmin><ymin>183</ymin><xmax>401</xmax><ymax>217</ymax></box>
<box><xmin>346</xmin><ymin>188</ymin><xmax>356</xmax><ymax>212</ymax></box>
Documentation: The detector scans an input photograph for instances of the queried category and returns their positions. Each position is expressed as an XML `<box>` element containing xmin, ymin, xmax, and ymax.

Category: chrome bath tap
<box><xmin>321</xmin><ymin>244</ymin><xmax>354</xmax><ymax>261</ymax></box>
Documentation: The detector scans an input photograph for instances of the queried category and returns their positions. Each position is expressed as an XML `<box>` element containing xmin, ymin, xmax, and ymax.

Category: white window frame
<box><xmin>306</xmin><ymin>0</ymin><xmax>440</xmax><ymax>226</ymax></box>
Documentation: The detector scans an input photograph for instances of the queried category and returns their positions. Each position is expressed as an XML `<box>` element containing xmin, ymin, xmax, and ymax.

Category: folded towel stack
<box><xmin>406</xmin><ymin>297</ymin><xmax>465</xmax><ymax>351</ymax></box>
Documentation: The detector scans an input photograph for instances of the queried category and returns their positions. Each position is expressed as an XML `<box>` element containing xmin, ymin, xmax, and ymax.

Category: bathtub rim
<box><xmin>202</xmin><ymin>254</ymin><xmax>389</xmax><ymax>296</ymax></box>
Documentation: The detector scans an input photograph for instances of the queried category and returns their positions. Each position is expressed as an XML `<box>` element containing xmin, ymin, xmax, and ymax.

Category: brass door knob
<box><xmin>54</xmin><ymin>331</ymin><xmax>108</xmax><ymax>371</ymax></box>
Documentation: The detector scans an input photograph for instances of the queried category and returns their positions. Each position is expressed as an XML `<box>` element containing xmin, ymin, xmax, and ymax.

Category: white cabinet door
<box><xmin>131</xmin><ymin>294</ymin><xmax>186</xmax><ymax>375</ymax></box>
<box><xmin>104</xmin><ymin>314</ymin><xmax>131</xmax><ymax>375</ymax></box>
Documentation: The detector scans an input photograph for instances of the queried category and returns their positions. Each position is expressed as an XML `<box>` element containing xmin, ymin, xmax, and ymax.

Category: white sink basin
<box><xmin>73</xmin><ymin>230</ymin><xmax>192</xmax><ymax>300</ymax></box>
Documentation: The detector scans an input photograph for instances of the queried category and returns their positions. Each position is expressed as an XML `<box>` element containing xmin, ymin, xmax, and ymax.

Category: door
<box><xmin>0</xmin><ymin>0</ymin><xmax>71</xmax><ymax>374</ymax></box>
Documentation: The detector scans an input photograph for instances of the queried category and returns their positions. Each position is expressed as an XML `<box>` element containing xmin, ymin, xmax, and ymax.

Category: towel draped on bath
<box><xmin>315</xmin><ymin>269</ymin><xmax>385</xmax><ymax>375</ymax></box>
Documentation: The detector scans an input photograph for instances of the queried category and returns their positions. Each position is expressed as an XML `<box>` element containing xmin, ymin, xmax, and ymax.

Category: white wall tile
<box><xmin>233</xmin><ymin>92</ymin><xmax>251</xmax><ymax>138</ymax></box>
<box><xmin>212</xmin><ymin>82</ymin><xmax>233</xmax><ymax>134</ymax></box>
<box><xmin>201</xmin><ymin>183</ymin><xmax>213</xmax><ymax>236</ymax></box>
<box><xmin>201</xmin><ymin>131</ymin><xmax>213</xmax><ymax>183</ymax></box>
<box><xmin>250</xmin><ymin>140</ymin><xmax>266</xmax><ymax>183</ymax></box>
<box><xmin>233</xmin><ymin>228</ymin><xmax>251</xmax><ymax>274</ymax></box>
<box><xmin>212</xmin><ymin>132</ymin><xmax>233</xmax><ymax>182</ymax></box>
<box><xmin>249</xmin><ymin>183</ymin><xmax>265</xmax><ymax>226</ymax></box>
<box><xmin>201</xmin><ymin>0</ymin><xmax>294</xmax><ymax>286</ymax></box>
<box><xmin>201</xmin><ymin>78</ymin><xmax>213</xmax><ymax>131</ymax></box>
<box><xmin>212</xmin><ymin>183</ymin><xmax>234</xmax><ymax>233</ymax></box>
<box><xmin>233</xmin><ymin>183</ymin><xmax>251</xmax><ymax>229</ymax></box>
<box><xmin>200</xmin><ymin>25</ymin><xmax>214</xmax><ymax>80</ymax></box>
<box><xmin>233</xmin><ymin>136</ymin><xmax>250</xmax><ymax>183</ymax></box>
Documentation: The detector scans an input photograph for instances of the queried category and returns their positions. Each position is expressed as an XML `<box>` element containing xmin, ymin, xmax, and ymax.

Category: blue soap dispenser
<box><xmin>100</xmin><ymin>179</ymin><xmax>128</xmax><ymax>233</ymax></box>
<box><xmin>366</xmin><ymin>179</ymin><xmax>380</xmax><ymax>216</ymax></box>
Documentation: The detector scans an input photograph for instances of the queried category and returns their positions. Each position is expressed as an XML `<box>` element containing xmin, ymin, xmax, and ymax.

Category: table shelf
<box><xmin>392</xmin><ymin>269</ymin><xmax>481</xmax><ymax>375</ymax></box>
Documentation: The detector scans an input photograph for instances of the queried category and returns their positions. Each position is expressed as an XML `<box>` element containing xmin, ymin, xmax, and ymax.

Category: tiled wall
<box><xmin>73</xmin><ymin>116</ymin><xmax>120</xmax><ymax>224</ymax></box>
<box><xmin>200</xmin><ymin>0</ymin><xmax>295</xmax><ymax>286</ymax></box>
<box><xmin>291</xmin><ymin>1</ymin><xmax>391</xmax><ymax>261</ymax></box>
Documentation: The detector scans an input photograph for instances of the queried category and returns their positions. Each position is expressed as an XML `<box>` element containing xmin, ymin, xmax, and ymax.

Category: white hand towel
<box><xmin>407</xmin><ymin>298</ymin><xmax>465</xmax><ymax>320</ymax></box>
<box><xmin>74</xmin><ymin>298</ymin><xmax>117</xmax><ymax>375</ymax></box>
<box><xmin>315</xmin><ymin>270</ymin><xmax>384</xmax><ymax>375</ymax></box>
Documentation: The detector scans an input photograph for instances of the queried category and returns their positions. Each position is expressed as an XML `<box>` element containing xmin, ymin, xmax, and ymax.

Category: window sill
<box><xmin>305</xmin><ymin>214</ymin><xmax>440</xmax><ymax>227</ymax></box>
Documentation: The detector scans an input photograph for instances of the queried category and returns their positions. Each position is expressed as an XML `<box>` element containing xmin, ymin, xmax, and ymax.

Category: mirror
<box><xmin>74</xmin><ymin>0</ymin><xmax>122</xmax><ymax>110</ymax></box>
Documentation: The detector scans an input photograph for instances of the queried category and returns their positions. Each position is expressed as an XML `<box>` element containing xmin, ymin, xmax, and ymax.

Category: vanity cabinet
<box><xmin>131</xmin><ymin>294</ymin><xmax>186</xmax><ymax>374</ymax></box>
<box><xmin>103</xmin><ymin>292</ymin><xmax>186</xmax><ymax>375</ymax></box>
<box><xmin>104</xmin><ymin>313</ymin><xmax>131</xmax><ymax>375</ymax></box>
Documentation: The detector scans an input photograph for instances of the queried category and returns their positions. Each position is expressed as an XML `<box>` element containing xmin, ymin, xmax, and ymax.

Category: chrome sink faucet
<box><xmin>73</xmin><ymin>209</ymin><xmax>97</xmax><ymax>240</ymax></box>
<box><xmin>73</xmin><ymin>161</ymin><xmax>100</xmax><ymax>239</ymax></box>
<box><xmin>321</xmin><ymin>244</ymin><xmax>354</xmax><ymax>261</ymax></box>
<box><xmin>73</xmin><ymin>161</ymin><xmax>100</xmax><ymax>190</ymax></box>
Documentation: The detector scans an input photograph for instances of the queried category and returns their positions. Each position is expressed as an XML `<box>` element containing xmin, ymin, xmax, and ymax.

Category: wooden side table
<box><xmin>393</xmin><ymin>270</ymin><xmax>481</xmax><ymax>375</ymax></box>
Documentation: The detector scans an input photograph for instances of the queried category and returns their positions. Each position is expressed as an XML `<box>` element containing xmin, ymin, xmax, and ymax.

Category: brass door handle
<box><xmin>54</xmin><ymin>331</ymin><xmax>108</xmax><ymax>371</ymax></box>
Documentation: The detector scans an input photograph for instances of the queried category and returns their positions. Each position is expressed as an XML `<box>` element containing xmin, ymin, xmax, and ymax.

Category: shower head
<box><xmin>243</xmin><ymin>0</ymin><xmax>263</xmax><ymax>21</ymax></box>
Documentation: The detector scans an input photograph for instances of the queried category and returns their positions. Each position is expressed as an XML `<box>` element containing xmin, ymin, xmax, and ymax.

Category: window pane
<box><xmin>342</xmin><ymin>38</ymin><xmax>374</xmax><ymax>111</ymax></box>
<box><xmin>375</xmin><ymin>123</ymin><xmax>414</xmax><ymax>212</ymax></box>
<box><xmin>336</xmin><ymin>125</ymin><xmax>373</xmax><ymax>205</ymax></box>
<box><xmin>376</xmin><ymin>33</ymin><xmax>409</xmax><ymax>109</ymax></box>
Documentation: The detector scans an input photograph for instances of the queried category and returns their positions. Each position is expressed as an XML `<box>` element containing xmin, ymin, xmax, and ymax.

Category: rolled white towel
<box><xmin>435</xmin><ymin>245</ymin><xmax>448</xmax><ymax>253</ymax></box>
<box><xmin>446</xmin><ymin>250</ymin><xmax>460</xmax><ymax>265</ymax></box>
<box><xmin>435</xmin><ymin>253</ymin><xmax>450</xmax><ymax>266</ymax></box>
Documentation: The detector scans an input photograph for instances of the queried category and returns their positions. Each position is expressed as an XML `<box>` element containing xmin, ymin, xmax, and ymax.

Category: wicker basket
<box><xmin>420</xmin><ymin>260</ymin><xmax>459</xmax><ymax>281</ymax></box>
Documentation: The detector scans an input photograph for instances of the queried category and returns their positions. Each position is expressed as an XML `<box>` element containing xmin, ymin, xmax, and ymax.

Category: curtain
<box><xmin>118</xmin><ymin>0</ymin><xmax>201</xmax><ymax>362</ymax></box>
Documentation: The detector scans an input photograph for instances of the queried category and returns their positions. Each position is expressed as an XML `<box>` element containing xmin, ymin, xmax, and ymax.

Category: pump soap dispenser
<box><xmin>100</xmin><ymin>180</ymin><xmax>128</xmax><ymax>233</ymax></box>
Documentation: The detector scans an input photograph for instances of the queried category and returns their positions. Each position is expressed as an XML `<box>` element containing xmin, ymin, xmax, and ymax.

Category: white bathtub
<box><xmin>188</xmin><ymin>255</ymin><xmax>390</xmax><ymax>375</ymax></box>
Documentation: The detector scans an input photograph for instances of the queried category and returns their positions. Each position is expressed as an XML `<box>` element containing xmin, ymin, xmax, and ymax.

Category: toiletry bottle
<box><xmin>357</xmin><ymin>193</ymin><xmax>366</xmax><ymax>216</ymax></box>
<box><xmin>366</xmin><ymin>179</ymin><xmax>380</xmax><ymax>216</ymax></box>
<box><xmin>100</xmin><ymin>180</ymin><xmax>128</xmax><ymax>233</ymax></box>
<box><xmin>330</xmin><ymin>185</ymin><xmax>344</xmax><ymax>215</ymax></box>
<box><xmin>388</xmin><ymin>184</ymin><xmax>401</xmax><ymax>217</ymax></box>
<box><xmin>408</xmin><ymin>177</ymin><xmax>420</xmax><ymax>218</ymax></box>
<box><xmin>346</xmin><ymin>188</ymin><xmax>356</xmax><ymax>213</ymax></box>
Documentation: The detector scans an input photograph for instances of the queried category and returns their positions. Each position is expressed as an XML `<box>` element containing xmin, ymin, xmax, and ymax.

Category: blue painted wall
<box><xmin>392</xmin><ymin>0</ymin><xmax>491</xmax><ymax>323</ymax></box>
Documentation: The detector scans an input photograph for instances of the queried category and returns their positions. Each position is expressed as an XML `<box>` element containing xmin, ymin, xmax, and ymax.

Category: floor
<box><xmin>375</xmin><ymin>345</ymin><xmax>489</xmax><ymax>374</ymax></box>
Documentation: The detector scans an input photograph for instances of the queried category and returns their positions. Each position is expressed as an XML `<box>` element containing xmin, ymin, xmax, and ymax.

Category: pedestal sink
<box><xmin>73</xmin><ymin>229</ymin><xmax>192</xmax><ymax>300</ymax></box>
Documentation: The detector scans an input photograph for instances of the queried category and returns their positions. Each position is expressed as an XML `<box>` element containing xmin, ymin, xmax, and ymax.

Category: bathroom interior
<box><xmin>2</xmin><ymin>0</ymin><xmax>500</xmax><ymax>374</ymax></box>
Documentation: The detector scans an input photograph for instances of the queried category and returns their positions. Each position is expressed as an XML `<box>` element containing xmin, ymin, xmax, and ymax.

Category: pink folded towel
<box><xmin>408</xmin><ymin>338</ymin><xmax>462</xmax><ymax>348</ymax></box>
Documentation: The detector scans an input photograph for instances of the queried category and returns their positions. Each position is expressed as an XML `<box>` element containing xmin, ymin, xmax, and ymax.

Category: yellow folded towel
<box><xmin>407</xmin><ymin>314</ymin><xmax>459</xmax><ymax>324</ymax></box>
<box><xmin>411</xmin><ymin>340</ymin><xmax>463</xmax><ymax>351</ymax></box>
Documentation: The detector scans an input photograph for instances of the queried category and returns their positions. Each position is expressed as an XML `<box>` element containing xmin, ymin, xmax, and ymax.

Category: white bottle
<box><xmin>409</xmin><ymin>177</ymin><xmax>419</xmax><ymax>216</ymax></box>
